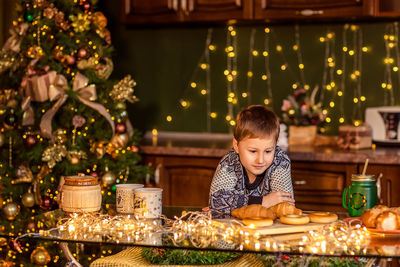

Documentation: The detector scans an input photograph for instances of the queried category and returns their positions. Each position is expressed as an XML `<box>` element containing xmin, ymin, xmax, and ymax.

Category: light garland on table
<box><xmin>36</xmin><ymin>211</ymin><xmax>370</xmax><ymax>257</ymax></box>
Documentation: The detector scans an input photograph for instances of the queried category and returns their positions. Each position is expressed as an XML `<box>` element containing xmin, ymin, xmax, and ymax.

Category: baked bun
<box><xmin>269</xmin><ymin>202</ymin><xmax>302</xmax><ymax>218</ymax></box>
<box><xmin>360</xmin><ymin>205</ymin><xmax>389</xmax><ymax>228</ymax></box>
<box><xmin>231</xmin><ymin>204</ymin><xmax>276</xmax><ymax>220</ymax></box>
<box><xmin>376</xmin><ymin>211</ymin><xmax>400</xmax><ymax>231</ymax></box>
<box><xmin>308</xmin><ymin>212</ymin><xmax>338</xmax><ymax>223</ymax></box>
<box><xmin>242</xmin><ymin>218</ymin><xmax>273</xmax><ymax>227</ymax></box>
<box><xmin>280</xmin><ymin>214</ymin><xmax>310</xmax><ymax>225</ymax></box>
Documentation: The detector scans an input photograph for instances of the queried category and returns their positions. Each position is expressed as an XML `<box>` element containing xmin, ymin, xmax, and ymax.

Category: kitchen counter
<box><xmin>140</xmin><ymin>131</ymin><xmax>400</xmax><ymax>165</ymax></box>
<box><xmin>140</xmin><ymin>131</ymin><xmax>400</xmax><ymax>208</ymax></box>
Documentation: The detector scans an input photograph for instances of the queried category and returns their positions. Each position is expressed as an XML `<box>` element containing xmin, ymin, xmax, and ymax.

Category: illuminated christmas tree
<box><xmin>0</xmin><ymin>0</ymin><xmax>149</xmax><ymax>265</ymax></box>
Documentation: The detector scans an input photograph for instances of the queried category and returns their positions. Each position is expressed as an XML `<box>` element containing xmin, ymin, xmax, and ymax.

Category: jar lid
<box><xmin>64</xmin><ymin>176</ymin><xmax>99</xmax><ymax>186</ymax></box>
<box><xmin>351</xmin><ymin>174</ymin><xmax>375</xmax><ymax>181</ymax></box>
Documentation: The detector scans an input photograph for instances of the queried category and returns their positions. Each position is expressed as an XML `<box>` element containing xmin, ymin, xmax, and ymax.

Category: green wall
<box><xmin>2</xmin><ymin>1</ymin><xmax>398</xmax><ymax>135</ymax></box>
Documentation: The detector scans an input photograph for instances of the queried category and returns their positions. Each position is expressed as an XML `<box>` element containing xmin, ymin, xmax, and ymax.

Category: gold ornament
<box><xmin>108</xmin><ymin>133</ymin><xmax>129</xmax><ymax>154</ymax></box>
<box><xmin>90</xmin><ymin>140</ymin><xmax>107</xmax><ymax>159</ymax></box>
<box><xmin>95</xmin><ymin>57</ymin><xmax>113</xmax><ymax>79</ymax></box>
<box><xmin>30</xmin><ymin>247</ymin><xmax>51</xmax><ymax>266</ymax></box>
<box><xmin>77</xmin><ymin>57</ymin><xmax>97</xmax><ymax>70</ymax></box>
<box><xmin>43</xmin><ymin>3</ymin><xmax>56</xmax><ymax>19</ymax></box>
<box><xmin>0</xmin><ymin>50</ymin><xmax>18</xmax><ymax>74</ymax></box>
<box><xmin>102</xmin><ymin>171</ymin><xmax>116</xmax><ymax>187</ymax></box>
<box><xmin>3</xmin><ymin>202</ymin><xmax>20</xmax><ymax>220</ymax></box>
<box><xmin>42</xmin><ymin>144</ymin><xmax>67</xmax><ymax>168</ymax></box>
<box><xmin>15</xmin><ymin>163</ymin><xmax>34</xmax><ymax>184</ymax></box>
<box><xmin>70</xmin><ymin>13</ymin><xmax>90</xmax><ymax>32</ymax></box>
<box><xmin>92</xmin><ymin>12</ymin><xmax>107</xmax><ymax>29</ymax></box>
<box><xmin>26</xmin><ymin>46</ymin><xmax>44</xmax><ymax>59</ymax></box>
<box><xmin>67</xmin><ymin>150</ymin><xmax>87</xmax><ymax>164</ymax></box>
<box><xmin>55</xmin><ymin>11</ymin><xmax>70</xmax><ymax>31</ymax></box>
<box><xmin>22</xmin><ymin>189</ymin><xmax>35</xmax><ymax>208</ymax></box>
<box><xmin>109</xmin><ymin>75</ymin><xmax>138</xmax><ymax>103</ymax></box>
<box><xmin>53</xmin><ymin>128</ymin><xmax>67</xmax><ymax>144</ymax></box>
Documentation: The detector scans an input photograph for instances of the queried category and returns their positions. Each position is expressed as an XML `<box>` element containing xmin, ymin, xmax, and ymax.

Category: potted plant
<box><xmin>281</xmin><ymin>86</ymin><xmax>326</xmax><ymax>146</ymax></box>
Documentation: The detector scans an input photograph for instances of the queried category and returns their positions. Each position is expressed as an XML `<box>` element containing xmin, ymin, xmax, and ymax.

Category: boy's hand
<box><xmin>261</xmin><ymin>191</ymin><xmax>295</xmax><ymax>208</ymax></box>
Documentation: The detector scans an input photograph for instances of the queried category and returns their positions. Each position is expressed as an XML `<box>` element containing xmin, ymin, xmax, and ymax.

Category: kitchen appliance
<box><xmin>365</xmin><ymin>106</ymin><xmax>400</xmax><ymax>143</ymax></box>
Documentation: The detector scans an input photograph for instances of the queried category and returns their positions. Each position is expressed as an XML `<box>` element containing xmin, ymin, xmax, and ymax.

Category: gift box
<box><xmin>337</xmin><ymin>124</ymin><xmax>372</xmax><ymax>150</ymax></box>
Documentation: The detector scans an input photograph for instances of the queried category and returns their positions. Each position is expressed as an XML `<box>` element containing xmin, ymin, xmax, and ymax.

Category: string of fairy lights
<box><xmin>159</xmin><ymin>23</ymin><xmax>400</xmax><ymax>134</ymax></box>
<box><xmin>18</xmin><ymin>211</ymin><xmax>372</xmax><ymax>260</ymax></box>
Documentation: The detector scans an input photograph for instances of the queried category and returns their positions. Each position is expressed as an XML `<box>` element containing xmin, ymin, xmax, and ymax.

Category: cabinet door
<box><xmin>362</xmin><ymin>164</ymin><xmax>400</xmax><ymax>207</ymax></box>
<box><xmin>181</xmin><ymin>0</ymin><xmax>252</xmax><ymax>22</ymax></box>
<box><xmin>254</xmin><ymin>0</ymin><xmax>374</xmax><ymax>20</ymax></box>
<box><xmin>143</xmin><ymin>155</ymin><xmax>220</xmax><ymax>207</ymax></box>
<box><xmin>291</xmin><ymin>161</ymin><xmax>356</xmax><ymax>212</ymax></box>
<box><xmin>120</xmin><ymin>0</ymin><xmax>183</xmax><ymax>24</ymax></box>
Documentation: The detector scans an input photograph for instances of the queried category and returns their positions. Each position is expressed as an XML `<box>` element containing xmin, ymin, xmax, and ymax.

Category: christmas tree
<box><xmin>0</xmin><ymin>0</ymin><xmax>150</xmax><ymax>265</ymax></box>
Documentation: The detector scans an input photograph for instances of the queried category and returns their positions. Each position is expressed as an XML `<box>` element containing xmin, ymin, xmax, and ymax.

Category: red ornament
<box><xmin>78</xmin><ymin>47</ymin><xmax>89</xmax><ymax>59</ymax></box>
<box><xmin>116</xmin><ymin>123</ymin><xmax>127</xmax><ymax>134</ymax></box>
<box><xmin>90</xmin><ymin>171</ymin><xmax>98</xmax><ymax>177</ymax></box>
<box><xmin>65</xmin><ymin>55</ymin><xmax>76</xmax><ymax>65</ymax></box>
<box><xmin>25</xmin><ymin>135</ymin><xmax>37</xmax><ymax>148</ymax></box>
<box><xmin>80</xmin><ymin>1</ymin><xmax>91</xmax><ymax>12</ymax></box>
<box><xmin>40</xmin><ymin>195</ymin><xmax>54</xmax><ymax>211</ymax></box>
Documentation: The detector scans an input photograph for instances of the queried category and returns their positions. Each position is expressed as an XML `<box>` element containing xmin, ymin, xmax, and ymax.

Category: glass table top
<box><xmin>1</xmin><ymin>206</ymin><xmax>399</xmax><ymax>259</ymax></box>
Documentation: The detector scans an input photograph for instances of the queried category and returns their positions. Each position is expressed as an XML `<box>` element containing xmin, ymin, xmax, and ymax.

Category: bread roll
<box><xmin>376</xmin><ymin>211</ymin><xmax>400</xmax><ymax>231</ymax></box>
<box><xmin>360</xmin><ymin>205</ymin><xmax>389</xmax><ymax>228</ymax></box>
<box><xmin>269</xmin><ymin>202</ymin><xmax>302</xmax><ymax>218</ymax></box>
<box><xmin>242</xmin><ymin>218</ymin><xmax>273</xmax><ymax>227</ymax></box>
<box><xmin>280</xmin><ymin>214</ymin><xmax>310</xmax><ymax>225</ymax></box>
<box><xmin>231</xmin><ymin>204</ymin><xmax>276</xmax><ymax>220</ymax></box>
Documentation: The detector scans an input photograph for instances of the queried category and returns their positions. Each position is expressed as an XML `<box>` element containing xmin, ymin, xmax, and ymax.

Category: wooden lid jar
<box><xmin>61</xmin><ymin>176</ymin><xmax>102</xmax><ymax>213</ymax></box>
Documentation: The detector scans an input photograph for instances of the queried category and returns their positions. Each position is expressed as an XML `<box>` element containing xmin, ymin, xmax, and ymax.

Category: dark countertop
<box><xmin>139</xmin><ymin>131</ymin><xmax>400</xmax><ymax>165</ymax></box>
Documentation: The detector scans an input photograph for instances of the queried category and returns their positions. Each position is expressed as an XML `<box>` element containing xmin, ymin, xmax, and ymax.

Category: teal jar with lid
<box><xmin>342</xmin><ymin>174</ymin><xmax>378</xmax><ymax>217</ymax></box>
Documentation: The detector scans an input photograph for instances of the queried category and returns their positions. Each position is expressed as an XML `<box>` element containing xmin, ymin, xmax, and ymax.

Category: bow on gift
<box><xmin>39</xmin><ymin>72</ymin><xmax>115</xmax><ymax>140</ymax></box>
<box><xmin>2</xmin><ymin>23</ymin><xmax>28</xmax><ymax>52</ymax></box>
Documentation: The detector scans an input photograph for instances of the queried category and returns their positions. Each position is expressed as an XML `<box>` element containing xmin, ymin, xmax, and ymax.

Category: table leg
<box><xmin>59</xmin><ymin>242</ymin><xmax>83</xmax><ymax>267</ymax></box>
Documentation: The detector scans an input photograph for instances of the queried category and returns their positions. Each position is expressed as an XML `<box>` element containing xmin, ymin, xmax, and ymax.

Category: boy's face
<box><xmin>233</xmin><ymin>136</ymin><xmax>276</xmax><ymax>182</ymax></box>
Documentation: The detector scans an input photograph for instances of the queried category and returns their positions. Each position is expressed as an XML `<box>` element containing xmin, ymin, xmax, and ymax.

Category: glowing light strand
<box><xmin>263</xmin><ymin>28</ymin><xmax>273</xmax><ymax>106</ymax></box>
<box><xmin>338</xmin><ymin>24</ymin><xmax>349</xmax><ymax>123</ymax></box>
<box><xmin>383</xmin><ymin>23</ymin><xmax>395</xmax><ymax>106</ymax></box>
<box><xmin>246</xmin><ymin>28</ymin><xmax>256</xmax><ymax>105</ymax></box>
<box><xmin>294</xmin><ymin>24</ymin><xmax>306</xmax><ymax>88</ymax></box>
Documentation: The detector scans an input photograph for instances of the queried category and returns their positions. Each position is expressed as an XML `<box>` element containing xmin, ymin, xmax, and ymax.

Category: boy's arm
<box><xmin>208</xmin><ymin>164</ymin><xmax>245</xmax><ymax>217</ymax></box>
<box><xmin>270</xmin><ymin>150</ymin><xmax>293</xmax><ymax>195</ymax></box>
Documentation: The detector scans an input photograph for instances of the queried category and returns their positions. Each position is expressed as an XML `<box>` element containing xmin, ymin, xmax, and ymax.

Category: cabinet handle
<box><xmin>261</xmin><ymin>0</ymin><xmax>267</xmax><ymax>9</ymax></box>
<box><xmin>294</xmin><ymin>180</ymin><xmax>306</xmax><ymax>185</ymax></box>
<box><xmin>297</xmin><ymin>9</ymin><xmax>324</xmax><ymax>16</ymax></box>
<box><xmin>386</xmin><ymin>179</ymin><xmax>392</xmax><ymax>207</ymax></box>
<box><xmin>168</xmin><ymin>0</ymin><xmax>179</xmax><ymax>12</ymax></box>
<box><xmin>181</xmin><ymin>0</ymin><xmax>194</xmax><ymax>14</ymax></box>
<box><xmin>154</xmin><ymin>163</ymin><xmax>162</xmax><ymax>186</ymax></box>
<box><xmin>376</xmin><ymin>173</ymin><xmax>382</xmax><ymax>204</ymax></box>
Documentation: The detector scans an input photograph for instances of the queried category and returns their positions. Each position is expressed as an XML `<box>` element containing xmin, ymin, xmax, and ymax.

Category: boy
<box><xmin>209</xmin><ymin>105</ymin><xmax>294</xmax><ymax>217</ymax></box>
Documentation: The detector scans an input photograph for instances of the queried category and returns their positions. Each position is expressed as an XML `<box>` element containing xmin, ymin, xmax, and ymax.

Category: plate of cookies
<box><xmin>359</xmin><ymin>205</ymin><xmax>400</xmax><ymax>235</ymax></box>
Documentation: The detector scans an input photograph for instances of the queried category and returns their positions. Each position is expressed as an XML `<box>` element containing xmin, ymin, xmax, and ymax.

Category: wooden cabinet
<box><xmin>120</xmin><ymin>0</ymin><xmax>252</xmax><ymax>24</ymax></box>
<box><xmin>120</xmin><ymin>0</ymin><xmax>400</xmax><ymax>24</ymax></box>
<box><xmin>143</xmin><ymin>154</ymin><xmax>220</xmax><ymax>207</ymax></box>
<box><xmin>254</xmin><ymin>0</ymin><xmax>374</xmax><ymax>20</ymax></box>
<box><xmin>291</xmin><ymin>161</ymin><xmax>357</xmax><ymax>212</ymax></box>
<box><xmin>360</xmin><ymin>164</ymin><xmax>400</xmax><ymax>207</ymax></box>
<box><xmin>181</xmin><ymin>0</ymin><xmax>252</xmax><ymax>22</ymax></box>
<box><xmin>120</xmin><ymin>0</ymin><xmax>183</xmax><ymax>24</ymax></box>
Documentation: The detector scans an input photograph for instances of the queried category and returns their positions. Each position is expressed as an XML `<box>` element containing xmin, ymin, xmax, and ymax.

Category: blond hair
<box><xmin>234</xmin><ymin>105</ymin><xmax>280</xmax><ymax>142</ymax></box>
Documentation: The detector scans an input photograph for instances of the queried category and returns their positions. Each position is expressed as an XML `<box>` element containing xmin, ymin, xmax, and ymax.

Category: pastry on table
<box><xmin>269</xmin><ymin>202</ymin><xmax>302</xmax><ymax>217</ymax></box>
<box><xmin>231</xmin><ymin>204</ymin><xmax>276</xmax><ymax>220</ymax></box>
<box><xmin>360</xmin><ymin>205</ymin><xmax>389</xmax><ymax>228</ymax></box>
<box><xmin>375</xmin><ymin>211</ymin><xmax>400</xmax><ymax>231</ymax></box>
